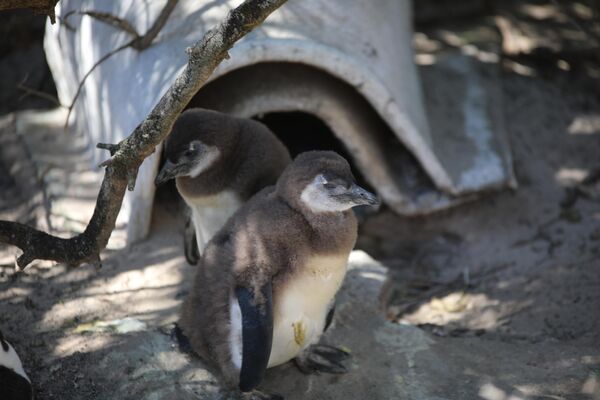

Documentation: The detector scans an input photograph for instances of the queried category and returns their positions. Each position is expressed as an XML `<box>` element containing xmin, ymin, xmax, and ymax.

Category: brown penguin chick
<box><xmin>155</xmin><ymin>108</ymin><xmax>291</xmax><ymax>263</ymax></box>
<box><xmin>179</xmin><ymin>151</ymin><xmax>379</xmax><ymax>399</ymax></box>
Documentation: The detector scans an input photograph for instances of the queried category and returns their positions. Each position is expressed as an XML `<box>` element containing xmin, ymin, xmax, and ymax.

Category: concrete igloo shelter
<box><xmin>44</xmin><ymin>0</ymin><xmax>515</xmax><ymax>244</ymax></box>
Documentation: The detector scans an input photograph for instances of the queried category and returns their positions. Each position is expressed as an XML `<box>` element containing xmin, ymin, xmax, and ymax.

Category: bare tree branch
<box><xmin>131</xmin><ymin>0</ymin><xmax>179</xmax><ymax>51</ymax></box>
<box><xmin>62</xmin><ymin>0</ymin><xmax>178</xmax><ymax>47</ymax></box>
<box><xmin>63</xmin><ymin>10</ymin><xmax>140</xmax><ymax>37</ymax></box>
<box><xmin>0</xmin><ymin>0</ymin><xmax>59</xmax><ymax>23</ymax></box>
<box><xmin>0</xmin><ymin>0</ymin><xmax>288</xmax><ymax>269</ymax></box>
<box><xmin>17</xmin><ymin>82</ymin><xmax>64</xmax><ymax>108</ymax></box>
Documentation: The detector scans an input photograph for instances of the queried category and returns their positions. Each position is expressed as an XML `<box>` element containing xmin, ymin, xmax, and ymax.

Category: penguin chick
<box><xmin>0</xmin><ymin>331</ymin><xmax>32</xmax><ymax>400</ymax></box>
<box><xmin>155</xmin><ymin>108</ymin><xmax>291</xmax><ymax>263</ymax></box>
<box><xmin>179</xmin><ymin>151</ymin><xmax>378</xmax><ymax>398</ymax></box>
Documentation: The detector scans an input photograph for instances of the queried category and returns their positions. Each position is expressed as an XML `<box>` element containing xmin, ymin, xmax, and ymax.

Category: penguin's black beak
<box><xmin>347</xmin><ymin>183</ymin><xmax>379</xmax><ymax>207</ymax></box>
<box><xmin>155</xmin><ymin>160</ymin><xmax>178</xmax><ymax>186</ymax></box>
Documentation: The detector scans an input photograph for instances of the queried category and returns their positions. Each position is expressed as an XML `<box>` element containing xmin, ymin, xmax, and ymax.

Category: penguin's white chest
<box><xmin>184</xmin><ymin>191</ymin><xmax>242</xmax><ymax>254</ymax></box>
<box><xmin>268</xmin><ymin>254</ymin><xmax>349</xmax><ymax>368</ymax></box>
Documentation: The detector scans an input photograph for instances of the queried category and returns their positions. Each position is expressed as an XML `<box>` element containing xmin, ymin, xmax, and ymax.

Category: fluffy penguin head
<box><xmin>277</xmin><ymin>151</ymin><xmax>379</xmax><ymax>213</ymax></box>
<box><xmin>155</xmin><ymin>108</ymin><xmax>240</xmax><ymax>185</ymax></box>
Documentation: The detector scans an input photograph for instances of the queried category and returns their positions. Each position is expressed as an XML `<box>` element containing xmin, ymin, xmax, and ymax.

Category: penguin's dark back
<box><xmin>0</xmin><ymin>366</ymin><xmax>33</xmax><ymax>400</ymax></box>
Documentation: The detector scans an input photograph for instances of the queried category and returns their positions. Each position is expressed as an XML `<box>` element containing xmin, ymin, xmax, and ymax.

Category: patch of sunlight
<box><xmin>582</xmin><ymin>355</ymin><xmax>600</xmax><ymax>364</ymax></box>
<box><xmin>479</xmin><ymin>383</ymin><xmax>525</xmax><ymax>400</ymax></box>
<box><xmin>52</xmin><ymin>333</ymin><xmax>114</xmax><ymax>358</ymax></box>
<box><xmin>515</xmin><ymin>381</ymin><xmax>576</xmax><ymax>398</ymax></box>
<box><xmin>101</xmin><ymin>257</ymin><xmax>183</xmax><ymax>293</ymax></box>
<box><xmin>349</xmin><ymin>249</ymin><xmax>377</xmax><ymax>265</ymax></box>
<box><xmin>359</xmin><ymin>272</ymin><xmax>386</xmax><ymax>282</ymax></box>
<box><xmin>0</xmin><ymin>287</ymin><xmax>31</xmax><ymax>301</ymax></box>
<box><xmin>573</xmin><ymin>3</ymin><xmax>594</xmax><ymax>19</ymax></box>
<box><xmin>568</xmin><ymin>115</ymin><xmax>600</xmax><ymax>135</ymax></box>
<box><xmin>555</xmin><ymin>167</ymin><xmax>588</xmax><ymax>186</ymax></box>
<box><xmin>518</xmin><ymin>4</ymin><xmax>563</xmax><ymax>21</ymax></box>
<box><xmin>461</xmin><ymin>44</ymin><xmax>500</xmax><ymax>64</ymax></box>
<box><xmin>413</xmin><ymin>32</ymin><xmax>442</xmax><ymax>53</ymax></box>
<box><xmin>107</xmin><ymin>228</ymin><xmax>127</xmax><ymax>250</ymax></box>
<box><xmin>405</xmin><ymin>292</ymin><xmax>506</xmax><ymax>329</ymax></box>
<box><xmin>348</xmin><ymin>250</ymin><xmax>386</xmax><ymax>282</ymax></box>
<box><xmin>582</xmin><ymin>372</ymin><xmax>600</xmax><ymax>395</ymax></box>
<box><xmin>503</xmin><ymin>60</ymin><xmax>537</xmax><ymax>77</ymax></box>
<box><xmin>74</xmin><ymin>317</ymin><xmax>147</xmax><ymax>334</ymax></box>
<box><xmin>557</xmin><ymin>59</ymin><xmax>570</xmax><ymax>71</ymax></box>
<box><xmin>15</xmin><ymin>108</ymin><xmax>68</xmax><ymax>128</ymax></box>
<box><xmin>153</xmin><ymin>350</ymin><xmax>189</xmax><ymax>372</ymax></box>
<box><xmin>415</xmin><ymin>53</ymin><xmax>437</xmax><ymax>65</ymax></box>
<box><xmin>439</xmin><ymin>30</ymin><xmax>465</xmax><ymax>47</ymax></box>
<box><xmin>42</xmin><ymin>257</ymin><xmax>184</xmax><ymax>329</ymax></box>
<box><xmin>430</xmin><ymin>292</ymin><xmax>470</xmax><ymax>313</ymax></box>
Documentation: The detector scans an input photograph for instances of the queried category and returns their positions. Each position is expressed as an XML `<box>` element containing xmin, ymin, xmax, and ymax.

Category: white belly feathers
<box><xmin>228</xmin><ymin>254</ymin><xmax>349</xmax><ymax>370</ymax></box>
<box><xmin>184</xmin><ymin>191</ymin><xmax>242</xmax><ymax>255</ymax></box>
<box><xmin>267</xmin><ymin>254</ymin><xmax>349</xmax><ymax>367</ymax></box>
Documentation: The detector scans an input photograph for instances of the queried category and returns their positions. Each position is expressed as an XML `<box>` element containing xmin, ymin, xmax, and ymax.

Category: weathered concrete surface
<box><xmin>44</xmin><ymin>0</ymin><xmax>516</xmax><ymax>241</ymax></box>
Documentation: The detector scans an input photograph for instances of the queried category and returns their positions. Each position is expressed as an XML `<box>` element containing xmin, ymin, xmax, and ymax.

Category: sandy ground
<box><xmin>0</xmin><ymin>2</ymin><xmax>599</xmax><ymax>399</ymax></box>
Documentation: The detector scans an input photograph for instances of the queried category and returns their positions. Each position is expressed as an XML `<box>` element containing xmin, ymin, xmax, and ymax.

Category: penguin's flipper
<box><xmin>324</xmin><ymin>303</ymin><xmax>335</xmax><ymax>333</ymax></box>
<box><xmin>171</xmin><ymin>323</ymin><xmax>194</xmax><ymax>355</ymax></box>
<box><xmin>0</xmin><ymin>366</ymin><xmax>33</xmax><ymax>400</ymax></box>
<box><xmin>183</xmin><ymin>213</ymin><xmax>200</xmax><ymax>265</ymax></box>
<box><xmin>236</xmin><ymin>282</ymin><xmax>274</xmax><ymax>392</ymax></box>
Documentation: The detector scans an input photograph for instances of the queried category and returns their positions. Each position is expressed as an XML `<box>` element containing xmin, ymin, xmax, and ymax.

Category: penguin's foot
<box><xmin>170</xmin><ymin>324</ymin><xmax>194</xmax><ymax>354</ymax></box>
<box><xmin>242</xmin><ymin>390</ymin><xmax>284</xmax><ymax>400</ymax></box>
<box><xmin>294</xmin><ymin>344</ymin><xmax>351</xmax><ymax>375</ymax></box>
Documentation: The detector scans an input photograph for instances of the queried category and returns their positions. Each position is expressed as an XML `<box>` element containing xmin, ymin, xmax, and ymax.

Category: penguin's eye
<box><xmin>323</xmin><ymin>182</ymin><xmax>338</xmax><ymax>190</ymax></box>
<box><xmin>182</xmin><ymin>145</ymin><xmax>199</xmax><ymax>158</ymax></box>
<box><xmin>182</xmin><ymin>142</ymin><xmax>203</xmax><ymax>158</ymax></box>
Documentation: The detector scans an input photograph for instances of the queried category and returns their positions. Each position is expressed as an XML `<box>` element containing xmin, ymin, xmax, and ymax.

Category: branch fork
<box><xmin>0</xmin><ymin>0</ymin><xmax>288</xmax><ymax>270</ymax></box>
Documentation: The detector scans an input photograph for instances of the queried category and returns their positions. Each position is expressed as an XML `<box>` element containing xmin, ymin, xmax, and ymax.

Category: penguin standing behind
<box><xmin>155</xmin><ymin>109</ymin><xmax>291</xmax><ymax>263</ymax></box>
<box><xmin>179</xmin><ymin>151</ymin><xmax>379</xmax><ymax>399</ymax></box>
<box><xmin>0</xmin><ymin>331</ymin><xmax>32</xmax><ymax>400</ymax></box>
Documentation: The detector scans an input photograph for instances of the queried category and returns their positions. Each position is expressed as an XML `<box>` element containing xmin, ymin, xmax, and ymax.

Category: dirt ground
<box><xmin>0</xmin><ymin>2</ymin><xmax>599</xmax><ymax>399</ymax></box>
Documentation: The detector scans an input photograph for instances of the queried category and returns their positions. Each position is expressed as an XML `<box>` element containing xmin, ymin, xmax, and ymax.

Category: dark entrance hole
<box><xmin>253</xmin><ymin>111</ymin><xmax>370</xmax><ymax>189</ymax></box>
<box><xmin>253</xmin><ymin>112</ymin><xmax>346</xmax><ymax>157</ymax></box>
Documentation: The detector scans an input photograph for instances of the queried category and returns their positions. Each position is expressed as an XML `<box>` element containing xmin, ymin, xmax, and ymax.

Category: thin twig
<box><xmin>132</xmin><ymin>0</ymin><xmax>179</xmax><ymax>50</ymax></box>
<box><xmin>0</xmin><ymin>0</ymin><xmax>58</xmax><ymax>23</ymax></box>
<box><xmin>63</xmin><ymin>0</ymin><xmax>180</xmax><ymax>129</ymax></box>
<box><xmin>17</xmin><ymin>82</ymin><xmax>64</xmax><ymax>108</ymax></box>
<box><xmin>0</xmin><ymin>0</ymin><xmax>288</xmax><ymax>269</ymax></box>
<box><xmin>65</xmin><ymin>10</ymin><xmax>140</xmax><ymax>37</ymax></box>
<box><xmin>64</xmin><ymin>41</ymin><xmax>133</xmax><ymax>130</ymax></box>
